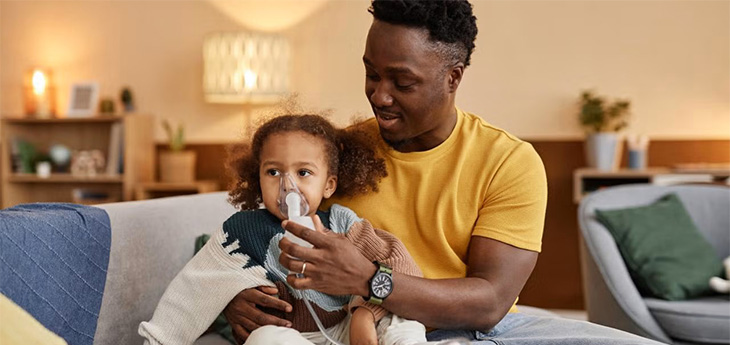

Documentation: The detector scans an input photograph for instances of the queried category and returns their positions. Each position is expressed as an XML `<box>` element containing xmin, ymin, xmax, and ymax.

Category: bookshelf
<box><xmin>1</xmin><ymin>114</ymin><xmax>155</xmax><ymax>208</ymax></box>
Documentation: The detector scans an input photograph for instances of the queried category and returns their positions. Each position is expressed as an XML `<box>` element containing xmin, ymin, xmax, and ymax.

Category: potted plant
<box><xmin>120</xmin><ymin>87</ymin><xmax>135</xmax><ymax>113</ymax></box>
<box><xmin>579</xmin><ymin>90</ymin><xmax>631</xmax><ymax>171</ymax></box>
<box><xmin>159</xmin><ymin>119</ymin><xmax>196</xmax><ymax>183</ymax></box>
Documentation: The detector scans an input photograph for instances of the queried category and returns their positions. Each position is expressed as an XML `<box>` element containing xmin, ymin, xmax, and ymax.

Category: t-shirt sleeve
<box><xmin>472</xmin><ymin>142</ymin><xmax>547</xmax><ymax>252</ymax></box>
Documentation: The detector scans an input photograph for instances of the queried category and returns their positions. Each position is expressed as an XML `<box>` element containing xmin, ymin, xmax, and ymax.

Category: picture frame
<box><xmin>66</xmin><ymin>82</ymin><xmax>100</xmax><ymax>117</ymax></box>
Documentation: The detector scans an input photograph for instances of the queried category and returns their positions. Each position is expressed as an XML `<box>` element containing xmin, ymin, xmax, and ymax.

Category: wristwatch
<box><xmin>366</xmin><ymin>261</ymin><xmax>393</xmax><ymax>305</ymax></box>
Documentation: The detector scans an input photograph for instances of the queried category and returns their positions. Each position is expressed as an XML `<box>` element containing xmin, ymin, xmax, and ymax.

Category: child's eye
<box><xmin>298</xmin><ymin>170</ymin><xmax>312</xmax><ymax>177</ymax></box>
<box><xmin>266</xmin><ymin>169</ymin><xmax>280</xmax><ymax>176</ymax></box>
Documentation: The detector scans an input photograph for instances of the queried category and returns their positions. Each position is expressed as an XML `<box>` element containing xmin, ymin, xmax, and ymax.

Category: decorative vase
<box><xmin>585</xmin><ymin>133</ymin><xmax>623</xmax><ymax>171</ymax></box>
<box><xmin>159</xmin><ymin>151</ymin><xmax>196</xmax><ymax>183</ymax></box>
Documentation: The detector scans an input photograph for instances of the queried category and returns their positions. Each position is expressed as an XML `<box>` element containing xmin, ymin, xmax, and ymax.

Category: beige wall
<box><xmin>2</xmin><ymin>0</ymin><xmax>728</xmax><ymax>142</ymax></box>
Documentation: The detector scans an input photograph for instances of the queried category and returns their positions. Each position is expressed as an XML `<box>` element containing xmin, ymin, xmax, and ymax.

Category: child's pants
<box><xmin>245</xmin><ymin>313</ymin><xmax>427</xmax><ymax>345</ymax></box>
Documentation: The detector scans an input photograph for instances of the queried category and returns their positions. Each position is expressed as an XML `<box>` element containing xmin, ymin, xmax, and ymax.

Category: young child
<box><xmin>139</xmin><ymin>114</ymin><xmax>426</xmax><ymax>345</ymax></box>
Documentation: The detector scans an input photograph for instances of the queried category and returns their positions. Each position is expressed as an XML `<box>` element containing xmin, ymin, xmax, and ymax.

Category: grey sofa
<box><xmin>578</xmin><ymin>184</ymin><xmax>730</xmax><ymax>345</ymax></box>
<box><xmin>90</xmin><ymin>191</ymin><xmax>557</xmax><ymax>345</ymax></box>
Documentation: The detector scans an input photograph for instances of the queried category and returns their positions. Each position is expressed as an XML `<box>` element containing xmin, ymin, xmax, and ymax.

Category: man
<box><xmin>224</xmin><ymin>1</ymin><xmax>660</xmax><ymax>343</ymax></box>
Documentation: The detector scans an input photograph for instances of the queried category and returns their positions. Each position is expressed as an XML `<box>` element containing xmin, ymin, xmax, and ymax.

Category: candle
<box><xmin>24</xmin><ymin>68</ymin><xmax>56</xmax><ymax>118</ymax></box>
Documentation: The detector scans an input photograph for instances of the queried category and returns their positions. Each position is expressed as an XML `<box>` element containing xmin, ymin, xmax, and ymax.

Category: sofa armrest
<box><xmin>579</xmin><ymin>192</ymin><xmax>672</xmax><ymax>343</ymax></box>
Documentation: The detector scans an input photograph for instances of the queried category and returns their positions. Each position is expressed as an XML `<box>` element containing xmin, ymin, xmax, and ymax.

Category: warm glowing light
<box><xmin>244</xmin><ymin>70</ymin><xmax>257</xmax><ymax>90</ymax></box>
<box><xmin>206</xmin><ymin>0</ymin><xmax>329</xmax><ymax>32</ymax></box>
<box><xmin>204</xmin><ymin>32</ymin><xmax>289</xmax><ymax>103</ymax></box>
<box><xmin>32</xmin><ymin>69</ymin><xmax>47</xmax><ymax>95</ymax></box>
<box><xmin>24</xmin><ymin>68</ymin><xmax>55</xmax><ymax>118</ymax></box>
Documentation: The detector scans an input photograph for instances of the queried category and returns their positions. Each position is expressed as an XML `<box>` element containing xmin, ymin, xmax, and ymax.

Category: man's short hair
<box><xmin>369</xmin><ymin>0</ymin><xmax>478</xmax><ymax>67</ymax></box>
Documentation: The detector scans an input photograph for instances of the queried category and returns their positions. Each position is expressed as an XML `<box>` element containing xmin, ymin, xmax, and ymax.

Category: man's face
<box><xmin>363</xmin><ymin>20</ymin><xmax>459</xmax><ymax>152</ymax></box>
<box><xmin>259</xmin><ymin>131</ymin><xmax>337</xmax><ymax>220</ymax></box>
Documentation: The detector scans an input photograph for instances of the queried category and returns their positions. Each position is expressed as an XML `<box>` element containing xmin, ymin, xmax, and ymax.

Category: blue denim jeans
<box><xmin>426</xmin><ymin>313</ymin><xmax>666</xmax><ymax>344</ymax></box>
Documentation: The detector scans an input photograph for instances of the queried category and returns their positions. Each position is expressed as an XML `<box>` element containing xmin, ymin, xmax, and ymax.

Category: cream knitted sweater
<box><xmin>138</xmin><ymin>204</ymin><xmax>421</xmax><ymax>345</ymax></box>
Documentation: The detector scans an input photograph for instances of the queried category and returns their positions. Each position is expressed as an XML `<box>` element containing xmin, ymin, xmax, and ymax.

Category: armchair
<box><xmin>578</xmin><ymin>184</ymin><xmax>729</xmax><ymax>344</ymax></box>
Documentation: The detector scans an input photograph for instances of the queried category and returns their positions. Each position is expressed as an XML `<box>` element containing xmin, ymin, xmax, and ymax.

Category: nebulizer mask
<box><xmin>279</xmin><ymin>173</ymin><xmax>315</xmax><ymax>247</ymax></box>
<box><xmin>277</xmin><ymin>173</ymin><xmax>344</xmax><ymax>345</ymax></box>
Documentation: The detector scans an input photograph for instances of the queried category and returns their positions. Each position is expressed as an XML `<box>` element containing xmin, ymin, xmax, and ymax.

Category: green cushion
<box><xmin>595</xmin><ymin>193</ymin><xmax>724</xmax><ymax>301</ymax></box>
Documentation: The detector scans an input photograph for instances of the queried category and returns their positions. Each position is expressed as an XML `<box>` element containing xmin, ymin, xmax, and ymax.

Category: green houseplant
<box><xmin>579</xmin><ymin>90</ymin><xmax>631</xmax><ymax>170</ymax></box>
<box><xmin>579</xmin><ymin>91</ymin><xmax>630</xmax><ymax>133</ymax></box>
<box><xmin>159</xmin><ymin>120</ymin><xmax>196</xmax><ymax>183</ymax></box>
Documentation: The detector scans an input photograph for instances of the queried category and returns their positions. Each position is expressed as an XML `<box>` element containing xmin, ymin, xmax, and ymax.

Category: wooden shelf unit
<box><xmin>1</xmin><ymin>114</ymin><xmax>155</xmax><ymax>208</ymax></box>
<box><xmin>8</xmin><ymin>173</ymin><xmax>125</xmax><ymax>183</ymax></box>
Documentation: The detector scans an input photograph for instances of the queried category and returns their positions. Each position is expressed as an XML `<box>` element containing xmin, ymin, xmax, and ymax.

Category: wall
<box><xmin>2</xmin><ymin>0</ymin><xmax>728</xmax><ymax>141</ymax></box>
<box><xmin>289</xmin><ymin>0</ymin><xmax>730</xmax><ymax>138</ymax></box>
<box><xmin>1</xmin><ymin>1</ymin><xmax>254</xmax><ymax>142</ymax></box>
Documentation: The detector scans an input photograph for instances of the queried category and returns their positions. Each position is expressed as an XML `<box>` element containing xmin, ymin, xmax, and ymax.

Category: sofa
<box><xmin>578</xmin><ymin>184</ymin><xmax>730</xmax><ymax>345</ymax></box>
<box><xmin>3</xmin><ymin>191</ymin><xmax>560</xmax><ymax>344</ymax></box>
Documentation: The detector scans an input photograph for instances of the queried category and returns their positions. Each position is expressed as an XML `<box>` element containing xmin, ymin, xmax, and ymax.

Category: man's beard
<box><xmin>381</xmin><ymin>133</ymin><xmax>413</xmax><ymax>151</ymax></box>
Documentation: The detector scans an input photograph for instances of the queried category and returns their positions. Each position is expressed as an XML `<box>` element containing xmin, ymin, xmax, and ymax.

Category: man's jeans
<box><xmin>426</xmin><ymin>313</ymin><xmax>665</xmax><ymax>344</ymax></box>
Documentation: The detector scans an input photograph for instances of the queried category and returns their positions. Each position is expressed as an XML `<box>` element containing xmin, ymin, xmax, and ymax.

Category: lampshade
<box><xmin>203</xmin><ymin>32</ymin><xmax>290</xmax><ymax>104</ymax></box>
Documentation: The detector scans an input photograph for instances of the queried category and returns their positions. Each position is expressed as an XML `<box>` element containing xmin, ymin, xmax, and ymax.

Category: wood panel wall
<box><xmin>522</xmin><ymin>139</ymin><xmax>729</xmax><ymax>309</ymax></box>
<box><xmin>165</xmin><ymin>139</ymin><xmax>730</xmax><ymax>310</ymax></box>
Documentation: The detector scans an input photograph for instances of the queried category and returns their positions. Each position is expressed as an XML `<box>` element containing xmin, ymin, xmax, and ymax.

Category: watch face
<box><xmin>371</xmin><ymin>273</ymin><xmax>393</xmax><ymax>298</ymax></box>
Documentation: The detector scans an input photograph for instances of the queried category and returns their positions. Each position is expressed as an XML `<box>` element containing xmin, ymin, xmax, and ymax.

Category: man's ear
<box><xmin>323</xmin><ymin>176</ymin><xmax>337</xmax><ymax>199</ymax></box>
<box><xmin>448</xmin><ymin>62</ymin><xmax>465</xmax><ymax>93</ymax></box>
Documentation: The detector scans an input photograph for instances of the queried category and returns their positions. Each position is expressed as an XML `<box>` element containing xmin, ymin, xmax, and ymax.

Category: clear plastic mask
<box><xmin>278</xmin><ymin>173</ymin><xmax>309</xmax><ymax>219</ymax></box>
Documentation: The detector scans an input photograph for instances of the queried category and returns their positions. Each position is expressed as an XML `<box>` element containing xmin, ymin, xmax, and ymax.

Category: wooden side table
<box><xmin>573</xmin><ymin>167</ymin><xmax>730</xmax><ymax>203</ymax></box>
<box><xmin>134</xmin><ymin>180</ymin><xmax>219</xmax><ymax>200</ymax></box>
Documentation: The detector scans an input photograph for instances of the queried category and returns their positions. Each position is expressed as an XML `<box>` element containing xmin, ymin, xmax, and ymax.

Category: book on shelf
<box><xmin>106</xmin><ymin>122</ymin><xmax>124</xmax><ymax>175</ymax></box>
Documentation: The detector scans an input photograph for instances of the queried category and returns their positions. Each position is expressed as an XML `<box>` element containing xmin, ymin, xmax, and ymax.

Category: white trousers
<box><xmin>245</xmin><ymin>313</ymin><xmax>427</xmax><ymax>345</ymax></box>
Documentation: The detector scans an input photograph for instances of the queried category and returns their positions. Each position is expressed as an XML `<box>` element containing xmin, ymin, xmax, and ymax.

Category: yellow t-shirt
<box><xmin>324</xmin><ymin>108</ymin><xmax>547</xmax><ymax>312</ymax></box>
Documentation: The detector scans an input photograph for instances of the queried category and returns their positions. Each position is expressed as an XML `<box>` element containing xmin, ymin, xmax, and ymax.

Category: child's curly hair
<box><xmin>228</xmin><ymin>114</ymin><xmax>387</xmax><ymax>210</ymax></box>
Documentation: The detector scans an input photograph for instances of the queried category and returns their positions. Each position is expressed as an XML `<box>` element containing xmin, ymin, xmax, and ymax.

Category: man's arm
<box><xmin>279</xmin><ymin>221</ymin><xmax>538</xmax><ymax>330</ymax></box>
<box><xmin>382</xmin><ymin>236</ymin><xmax>537</xmax><ymax>330</ymax></box>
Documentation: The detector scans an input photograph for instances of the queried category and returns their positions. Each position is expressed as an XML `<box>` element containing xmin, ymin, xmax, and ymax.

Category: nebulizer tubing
<box><xmin>279</xmin><ymin>173</ymin><xmax>345</xmax><ymax>345</ymax></box>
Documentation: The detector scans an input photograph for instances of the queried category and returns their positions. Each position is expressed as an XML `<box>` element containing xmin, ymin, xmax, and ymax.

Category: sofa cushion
<box><xmin>595</xmin><ymin>193</ymin><xmax>724</xmax><ymax>300</ymax></box>
<box><xmin>645</xmin><ymin>296</ymin><xmax>730</xmax><ymax>344</ymax></box>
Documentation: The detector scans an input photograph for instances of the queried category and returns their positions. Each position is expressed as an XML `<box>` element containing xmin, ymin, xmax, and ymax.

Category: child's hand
<box><xmin>349</xmin><ymin>307</ymin><xmax>378</xmax><ymax>345</ymax></box>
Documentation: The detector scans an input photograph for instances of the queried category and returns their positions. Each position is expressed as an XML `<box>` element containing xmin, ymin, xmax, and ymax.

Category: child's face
<box><xmin>259</xmin><ymin>131</ymin><xmax>337</xmax><ymax>219</ymax></box>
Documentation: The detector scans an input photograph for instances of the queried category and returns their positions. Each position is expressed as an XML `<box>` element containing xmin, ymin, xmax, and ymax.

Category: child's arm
<box><xmin>349</xmin><ymin>307</ymin><xmax>378</xmax><ymax>345</ymax></box>
<box><xmin>138</xmin><ymin>226</ymin><xmax>275</xmax><ymax>345</ymax></box>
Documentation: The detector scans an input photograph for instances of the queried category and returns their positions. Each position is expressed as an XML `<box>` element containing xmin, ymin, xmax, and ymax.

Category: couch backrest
<box><xmin>93</xmin><ymin>192</ymin><xmax>236</xmax><ymax>345</ymax></box>
<box><xmin>581</xmin><ymin>184</ymin><xmax>730</xmax><ymax>259</ymax></box>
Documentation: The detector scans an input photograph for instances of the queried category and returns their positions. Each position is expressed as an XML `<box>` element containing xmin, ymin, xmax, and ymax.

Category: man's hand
<box><xmin>223</xmin><ymin>286</ymin><xmax>293</xmax><ymax>343</ymax></box>
<box><xmin>279</xmin><ymin>215</ymin><xmax>376</xmax><ymax>296</ymax></box>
